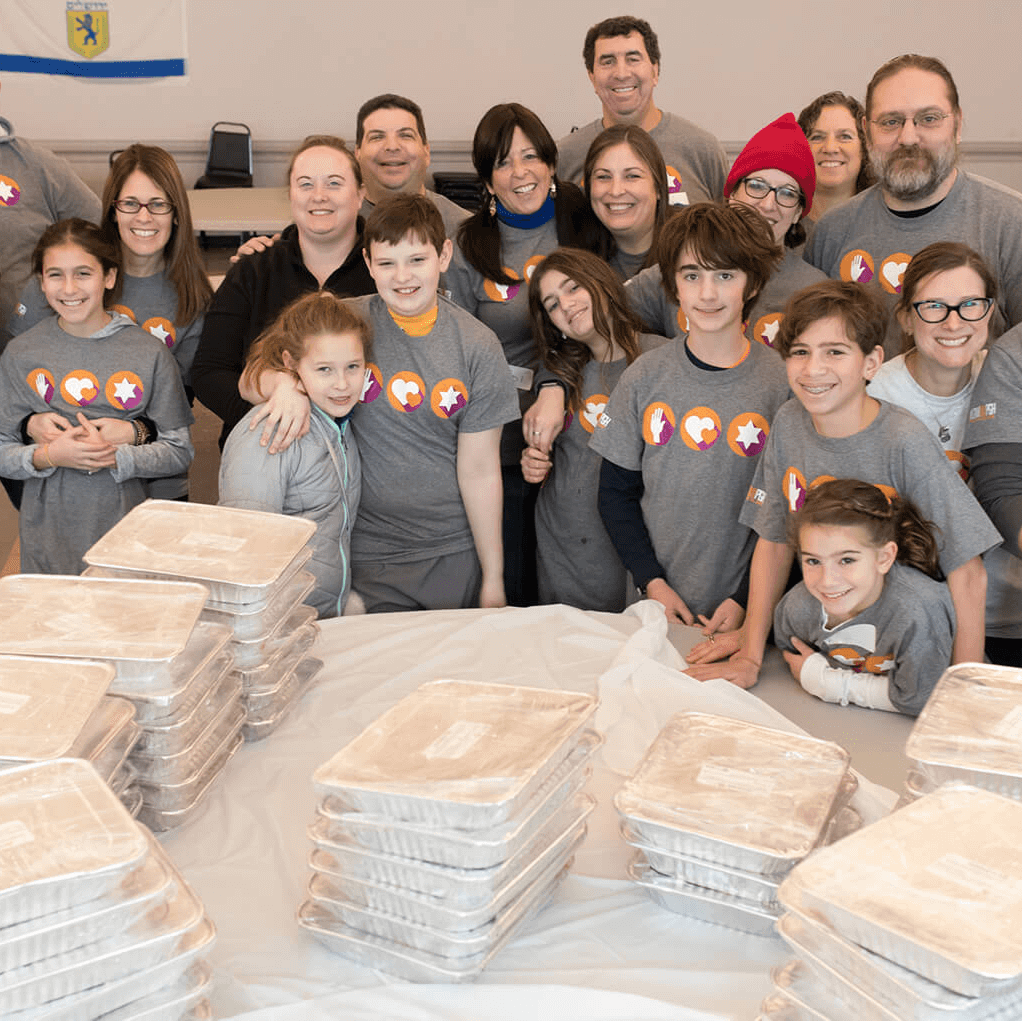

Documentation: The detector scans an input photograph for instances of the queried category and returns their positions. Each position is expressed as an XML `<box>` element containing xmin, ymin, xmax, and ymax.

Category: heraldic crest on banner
<box><xmin>66</xmin><ymin>2</ymin><xmax>110</xmax><ymax>60</ymax></box>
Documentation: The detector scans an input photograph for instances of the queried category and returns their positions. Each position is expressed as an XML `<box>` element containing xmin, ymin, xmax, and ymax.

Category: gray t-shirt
<box><xmin>536</xmin><ymin>333</ymin><xmax>666</xmax><ymax>612</ymax></box>
<box><xmin>963</xmin><ymin>323</ymin><xmax>1022</xmax><ymax>447</ymax></box>
<box><xmin>345</xmin><ymin>293</ymin><xmax>520</xmax><ymax>563</ymax></box>
<box><xmin>590</xmin><ymin>337</ymin><xmax>790</xmax><ymax>618</ymax></box>
<box><xmin>774</xmin><ymin>561</ymin><xmax>955</xmax><ymax>715</ymax></box>
<box><xmin>556</xmin><ymin>111</ymin><xmax>727</xmax><ymax>207</ymax></box>
<box><xmin>741</xmin><ymin>398</ymin><xmax>1001</xmax><ymax>575</ymax></box>
<box><xmin>805</xmin><ymin>172</ymin><xmax>1022</xmax><ymax>357</ymax></box>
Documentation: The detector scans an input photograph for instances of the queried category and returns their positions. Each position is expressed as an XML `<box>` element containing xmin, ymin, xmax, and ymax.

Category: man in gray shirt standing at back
<box><xmin>555</xmin><ymin>15</ymin><xmax>727</xmax><ymax>207</ymax></box>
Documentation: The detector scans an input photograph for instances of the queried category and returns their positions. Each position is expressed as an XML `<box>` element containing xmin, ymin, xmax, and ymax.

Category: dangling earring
<box><xmin>488</xmin><ymin>194</ymin><xmax>496</xmax><ymax>217</ymax></box>
<box><xmin>550</xmin><ymin>179</ymin><xmax>557</xmax><ymax>199</ymax></box>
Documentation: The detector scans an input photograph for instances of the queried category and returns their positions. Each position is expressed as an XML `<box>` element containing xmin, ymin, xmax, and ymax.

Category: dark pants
<box><xmin>503</xmin><ymin>466</ymin><xmax>538</xmax><ymax>607</ymax></box>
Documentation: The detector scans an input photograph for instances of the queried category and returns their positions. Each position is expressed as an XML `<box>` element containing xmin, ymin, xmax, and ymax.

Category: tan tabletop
<box><xmin>186</xmin><ymin>187</ymin><xmax>291</xmax><ymax>233</ymax></box>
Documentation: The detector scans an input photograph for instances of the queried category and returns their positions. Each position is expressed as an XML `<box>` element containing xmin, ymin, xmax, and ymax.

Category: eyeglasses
<box><xmin>113</xmin><ymin>198</ymin><xmax>174</xmax><ymax>215</ymax></box>
<box><xmin>869</xmin><ymin>111</ymin><xmax>952</xmax><ymax>135</ymax></box>
<box><xmin>911</xmin><ymin>297</ymin><xmax>993</xmax><ymax>323</ymax></box>
<box><xmin>741</xmin><ymin>177</ymin><xmax>802</xmax><ymax>209</ymax></box>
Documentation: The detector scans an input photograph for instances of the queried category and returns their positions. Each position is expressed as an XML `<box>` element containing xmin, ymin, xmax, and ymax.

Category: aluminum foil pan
<box><xmin>628</xmin><ymin>856</ymin><xmax>779</xmax><ymax>937</ymax></box>
<box><xmin>312</xmin><ymin>854</ymin><xmax>573</xmax><ymax>960</ymax></box>
<box><xmin>907</xmin><ymin>665</ymin><xmax>1022</xmax><ymax>797</ymax></box>
<box><xmin>314</xmin><ymin>680</ymin><xmax>599</xmax><ymax>827</ymax></box>
<box><xmin>137</xmin><ymin>734</ymin><xmax>243</xmax><ymax>832</ymax></box>
<box><xmin>310</xmin><ymin>799</ymin><xmax>590</xmax><ymax>932</ymax></box>
<box><xmin>107</xmin><ymin>623</ymin><xmax>233</xmax><ymax>709</ymax></box>
<box><xmin>0</xmin><ymin>877</ymin><xmax>205</xmax><ymax>1013</ymax></box>
<box><xmin>0</xmin><ymin>842</ymin><xmax>174</xmax><ymax>973</ymax></box>
<box><xmin>245</xmin><ymin>653</ymin><xmax>321</xmax><ymax>718</ymax></box>
<box><xmin>110</xmin><ymin>760</ymin><xmax>139</xmax><ymax>798</ymax></box>
<box><xmin>778</xmin><ymin>785</ymin><xmax>1022</xmax><ymax>996</ymax></box>
<box><xmin>89</xmin><ymin>962</ymin><xmax>212</xmax><ymax>1021</ymax></box>
<box><xmin>0</xmin><ymin>576</ymin><xmax>209</xmax><ymax>678</ymax></box>
<box><xmin>778</xmin><ymin>909</ymin><xmax>1022</xmax><ymax>1021</ymax></box>
<box><xmin>133</xmin><ymin>693</ymin><xmax>245</xmax><ymax>788</ymax></box>
<box><xmin>0</xmin><ymin>656</ymin><xmax>113</xmax><ymax>762</ymax></box>
<box><xmin>134</xmin><ymin>674</ymin><xmax>243</xmax><ymax>758</ymax></box>
<box><xmin>201</xmin><ymin>544</ymin><xmax>313</xmax><ymax>613</ymax></box>
<box><xmin>773</xmin><ymin>958</ymin><xmax>893</xmax><ymax>1021</ymax></box>
<box><xmin>201</xmin><ymin>570</ymin><xmax>315</xmax><ymax>641</ymax></box>
<box><xmin>622</xmin><ymin>823</ymin><xmax>781</xmax><ymax>907</ymax></box>
<box><xmin>298</xmin><ymin>864</ymin><xmax>565</xmax><ymax>982</ymax></box>
<box><xmin>71</xmin><ymin>697</ymin><xmax>139</xmax><ymax>782</ymax></box>
<box><xmin>7</xmin><ymin>935</ymin><xmax>214</xmax><ymax>1021</ymax></box>
<box><xmin>614</xmin><ymin>713</ymin><xmax>850</xmax><ymax>875</ymax></box>
<box><xmin>232</xmin><ymin>623</ymin><xmax>317</xmax><ymax>690</ymax></box>
<box><xmin>122</xmin><ymin>785</ymin><xmax>144</xmax><ymax>819</ymax></box>
<box><xmin>0</xmin><ymin>759</ymin><xmax>148</xmax><ymax>927</ymax></box>
<box><xmin>83</xmin><ymin>500</ymin><xmax>316</xmax><ymax>600</ymax></box>
<box><xmin>242</xmin><ymin>657</ymin><xmax>322</xmax><ymax>741</ymax></box>
<box><xmin>136</xmin><ymin>708</ymin><xmax>245</xmax><ymax>808</ymax></box>
<box><xmin>313</xmin><ymin>730</ymin><xmax>600</xmax><ymax>867</ymax></box>
<box><xmin>230</xmin><ymin>604</ymin><xmax>317</xmax><ymax>669</ymax></box>
<box><xmin>312</xmin><ymin>791</ymin><xmax>592</xmax><ymax>909</ymax></box>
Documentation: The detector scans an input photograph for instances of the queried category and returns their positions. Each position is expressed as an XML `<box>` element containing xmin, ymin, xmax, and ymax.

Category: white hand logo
<box><xmin>850</xmin><ymin>253</ymin><xmax>871</xmax><ymax>282</ymax></box>
<box><xmin>650</xmin><ymin>407</ymin><xmax>666</xmax><ymax>444</ymax></box>
<box><xmin>787</xmin><ymin>472</ymin><xmax>802</xmax><ymax>511</ymax></box>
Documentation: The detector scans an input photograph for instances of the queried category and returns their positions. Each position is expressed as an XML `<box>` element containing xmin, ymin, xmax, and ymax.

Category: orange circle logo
<box><xmin>60</xmin><ymin>371</ymin><xmax>100</xmax><ymax>407</ymax></box>
<box><xmin>0</xmin><ymin>174</ymin><xmax>21</xmax><ymax>207</ymax></box>
<box><xmin>675</xmin><ymin>308</ymin><xmax>690</xmax><ymax>335</ymax></box>
<box><xmin>752</xmin><ymin>312</ymin><xmax>783</xmax><ymax>348</ymax></box>
<box><xmin>360</xmin><ymin>364</ymin><xmax>383</xmax><ymax>404</ymax></box>
<box><xmin>679</xmin><ymin>406</ymin><xmax>721</xmax><ymax>451</ymax></box>
<box><xmin>782</xmin><ymin>467</ymin><xmax>808</xmax><ymax>511</ymax></box>
<box><xmin>809</xmin><ymin>474</ymin><xmax>836</xmax><ymax>490</ymax></box>
<box><xmin>946</xmin><ymin>449</ymin><xmax>968</xmax><ymax>481</ymax></box>
<box><xmin>579</xmin><ymin>393</ymin><xmax>610</xmax><ymax>434</ymax></box>
<box><xmin>523</xmin><ymin>255</ymin><xmax>545</xmax><ymax>282</ymax></box>
<box><xmin>829</xmin><ymin>647</ymin><xmax>865</xmax><ymax>670</ymax></box>
<box><xmin>839</xmin><ymin>249</ymin><xmax>874</xmax><ymax>285</ymax></box>
<box><xmin>641</xmin><ymin>402</ymin><xmax>675</xmax><ymax>446</ymax></box>
<box><xmin>26</xmin><ymin>369</ymin><xmax>55</xmax><ymax>404</ymax></box>
<box><xmin>726</xmin><ymin>413</ymin><xmax>769</xmax><ymax>457</ymax></box>
<box><xmin>483</xmin><ymin>269</ymin><xmax>523</xmax><ymax>303</ymax></box>
<box><xmin>143</xmin><ymin>316</ymin><xmax>176</xmax><ymax>348</ymax></box>
<box><xmin>106</xmin><ymin>371</ymin><xmax>146</xmax><ymax>411</ymax></box>
<box><xmin>665</xmin><ymin>165</ymin><xmax>688</xmax><ymax>205</ymax></box>
<box><xmin>431</xmin><ymin>378</ymin><xmax>468</xmax><ymax>419</ymax></box>
<box><xmin>879</xmin><ymin>253</ymin><xmax>912</xmax><ymax>295</ymax></box>
<box><xmin>111</xmin><ymin>304</ymin><xmax>136</xmax><ymax>322</ymax></box>
<box><xmin>874</xmin><ymin>483</ymin><xmax>898</xmax><ymax>503</ymax></box>
<box><xmin>387</xmin><ymin>370</ymin><xmax>425</xmax><ymax>413</ymax></box>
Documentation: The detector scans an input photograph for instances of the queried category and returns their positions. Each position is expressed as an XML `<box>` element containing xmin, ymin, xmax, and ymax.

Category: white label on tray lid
<box><xmin>180</xmin><ymin>532</ymin><xmax>247</xmax><ymax>554</ymax></box>
<box><xmin>925</xmin><ymin>853</ymin><xmax>1022</xmax><ymax>901</ymax></box>
<box><xmin>0</xmin><ymin>820</ymin><xmax>33</xmax><ymax>851</ymax></box>
<box><xmin>0</xmin><ymin>691</ymin><xmax>30</xmax><ymax>715</ymax></box>
<box><xmin>422</xmin><ymin>720</ymin><xmax>491</xmax><ymax>760</ymax></box>
<box><xmin>696</xmin><ymin>762</ymin><xmax>775</xmax><ymax>795</ymax></box>
<box><xmin>992</xmin><ymin>705</ymin><xmax>1022</xmax><ymax>743</ymax></box>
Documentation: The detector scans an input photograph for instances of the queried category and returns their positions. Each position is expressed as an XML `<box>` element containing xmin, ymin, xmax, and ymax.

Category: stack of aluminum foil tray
<box><xmin>0</xmin><ymin>759</ymin><xmax>215</xmax><ymax>1019</ymax></box>
<box><xmin>901</xmin><ymin>663</ymin><xmax>1022</xmax><ymax>805</ymax></box>
<box><xmin>299</xmin><ymin>679</ymin><xmax>601</xmax><ymax>981</ymax></box>
<box><xmin>616</xmin><ymin>712</ymin><xmax>854</xmax><ymax>938</ymax></box>
<box><xmin>0</xmin><ymin>575</ymin><xmax>244</xmax><ymax>832</ymax></box>
<box><xmin>83</xmin><ymin>501</ymin><xmax>322</xmax><ymax>740</ymax></box>
<box><xmin>766</xmin><ymin>784</ymin><xmax>1022</xmax><ymax>1020</ymax></box>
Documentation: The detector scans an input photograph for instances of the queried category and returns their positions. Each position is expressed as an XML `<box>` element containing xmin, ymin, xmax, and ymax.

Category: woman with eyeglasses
<box><xmin>9</xmin><ymin>144</ymin><xmax>211</xmax><ymax>499</ymax></box>
<box><xmin>870</xmin><ymin>241</ymin><xmax>1022</xmax><ymax>666</ymax></box>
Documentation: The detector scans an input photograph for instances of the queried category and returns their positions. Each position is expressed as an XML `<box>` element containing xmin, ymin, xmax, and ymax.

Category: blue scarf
<box><xmin>495</xmin><ymin>193</ymin><xmax>555</xmax><ymax>229</ymax></box>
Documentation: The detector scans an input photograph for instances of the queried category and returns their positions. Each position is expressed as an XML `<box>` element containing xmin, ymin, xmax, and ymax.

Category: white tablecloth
<box><xmin>160</xmin><ymin>602</ymin><xmax>899</xmax><ymax>1020</ymax></box>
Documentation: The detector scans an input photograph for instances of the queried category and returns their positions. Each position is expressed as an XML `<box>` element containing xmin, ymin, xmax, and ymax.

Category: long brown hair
<box><xmin>103</xmin><ymin>145</ymin><xmax>212</xmax><ymax>327</ymax></box>
<box><xmin>789</xmin><ymin>478</ymin><xmax>942</xmax><ymax>580</ymax></box>
<box><xmin>33</xmin><ymin>218</ymin><xmax>122</xmax><ymax>307</ymax></box>
<box><xmin>241</xmin><ymin>292</ymin><xmax>372</xmax><ymax>400</ymax></box>
<box><xmin>528</xmin><ymin>248</ymin><xmax>643</xmax><ymax>413</ymax></box>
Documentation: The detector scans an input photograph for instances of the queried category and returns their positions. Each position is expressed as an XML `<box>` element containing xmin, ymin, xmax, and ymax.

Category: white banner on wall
<box><xmin>0</xmin><ymin>0</ymin><xmax>186</xmax><ymax>78</ymax></box>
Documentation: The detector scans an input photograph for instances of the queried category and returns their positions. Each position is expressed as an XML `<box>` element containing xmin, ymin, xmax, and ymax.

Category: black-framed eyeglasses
<box><xmin>911</xmin><ymin>297</ymin><xmax>993</xmax><ymax>324</ymax></box>
<box><xmin>741</xmin><ymin>177</ymin><xmax>802</xmax><ymax>209</ymax></box>
<box><xmin>113</xmin><ymin>198</ymin><xmax>174</xmax><ymax>215</ymax></box>
<box><xmin>869</xmin><ymin>111</ymin><xmax>952</xmax><ymax>134</ymax></box>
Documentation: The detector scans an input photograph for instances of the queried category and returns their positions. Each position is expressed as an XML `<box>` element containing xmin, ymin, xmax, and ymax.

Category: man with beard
<box><xmin>806</xmin><ymin>54</ymin><xmax>1022</xmax><ymax>356</ymax></box>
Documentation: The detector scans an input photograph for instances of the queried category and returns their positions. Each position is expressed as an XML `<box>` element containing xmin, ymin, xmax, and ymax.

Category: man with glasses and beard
<box><xmin>806</xmin><ymin>54</ymin><xmax>1022</xmax><ymax>357</ymax></box>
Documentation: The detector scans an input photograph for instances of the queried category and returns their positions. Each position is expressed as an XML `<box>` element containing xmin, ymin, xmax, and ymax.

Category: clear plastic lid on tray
<box><xmin>83</xmin><ymin>500</ymin><xmax>317</xmax><ymax>603</ymax></box>
<box><xmin>773</xmin><ymin>958</ymin><xmax>895</xmax><ymax>1021</ymax></box>
<box><xmin>230</xmin><ymin>604</ymin><xmax>317</xmax><ymax>669</ymax></box>
<box><xmin>133</xmin><ymin>673</ymin><xmax>243</xmax><ymax>759</ymax></box>
<box><xmin>200</xmin><ymin>569</ymin><xmax>315</xmax><ymax>640</ymax></box>
<box><xmin>614</xmin><ymin>712</ymin><xmax>851</xmax><ymax>875</ymax></box>
<box><xmin>0</xmin><ymin>759</ymin><xmax>148</xmax><ymax>927</ymax></box>
<box><xmin>778</xmin><ymin>910</ymin><xmax>1022</xmax><ymax>1021</ymax></box>
<box><xmin>313</xmin><ymin>680</ymin><xmax>599</xmax><ymax>828</ymax></box>
<box><xmin>0</xmin><ymin>576</ymin><xmax>209</xmax><ymax>678</ymax></box>
<box><xmin>0</xmin><ymin>656</ymin><xmax>114</xmax><ymax>762</ymax></box>
<box><xmin>778</xmin><ymin>785</ymin><xmax>1022</xmax><ymax>997</ymax></box>
<box><xmin>906</xmin><ymin>665</ymin><xmax>1022</xmax><ymax>793</ymax></box>
<box><xmin>107</xmin><ymin>622</ymin><xmax>233</xmax><ymax>703</ymax></box>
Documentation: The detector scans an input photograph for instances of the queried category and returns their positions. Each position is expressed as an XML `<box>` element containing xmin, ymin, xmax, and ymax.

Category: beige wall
<box><xmin>4</xmin><ymin>0</ymin><xmax>1021</xmax><ymax>192</ymax></box>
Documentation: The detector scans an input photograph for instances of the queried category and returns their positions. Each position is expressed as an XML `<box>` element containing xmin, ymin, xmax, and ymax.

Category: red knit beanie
<box><xmin>724</xmin><ymin>112</ymin><xmax>816</xmax><ymax>219</ymax></box>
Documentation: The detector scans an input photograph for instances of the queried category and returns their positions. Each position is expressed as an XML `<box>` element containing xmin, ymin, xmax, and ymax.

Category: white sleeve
<box><xmin>799</xmin><ymin>653</ymin><xmax>899</xmax><ymax>713</ymax></box>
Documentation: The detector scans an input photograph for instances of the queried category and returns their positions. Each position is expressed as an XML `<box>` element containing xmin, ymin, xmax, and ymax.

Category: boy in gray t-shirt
<box><xmin>686</xmin><ymin>281</ymin><xmax>999</xmax><ymax>688</ymax></box>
